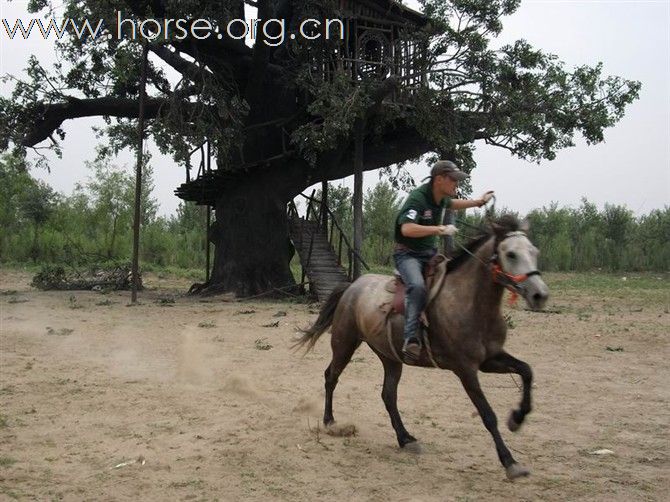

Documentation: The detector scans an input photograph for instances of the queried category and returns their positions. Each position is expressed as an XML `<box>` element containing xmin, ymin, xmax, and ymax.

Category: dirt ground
<box><xmin>1</xmin><ymin>268</ymin><xmax>668</xmax><ymax>501</ymax></box>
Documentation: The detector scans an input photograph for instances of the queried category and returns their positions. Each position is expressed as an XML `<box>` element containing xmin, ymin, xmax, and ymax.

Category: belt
<box><xmin>394</xmin><ymin>243</ymin><xmax>437</xmax><ymax>254</ymax></box>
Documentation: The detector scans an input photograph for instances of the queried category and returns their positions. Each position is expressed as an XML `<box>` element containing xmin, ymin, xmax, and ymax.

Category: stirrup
<box><xmin>402</xmin><ymin>337</ymin><xmax>421</xmax><ymax>360</ymax></box>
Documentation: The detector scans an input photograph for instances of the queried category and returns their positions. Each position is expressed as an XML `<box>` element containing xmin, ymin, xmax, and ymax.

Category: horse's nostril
<box><xmin>532</xmin><ymin>292</ymin><xmax>546</xmax><ymax>302</ymax></box>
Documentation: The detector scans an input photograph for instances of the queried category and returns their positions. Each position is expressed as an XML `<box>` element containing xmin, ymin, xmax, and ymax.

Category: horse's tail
<box><xmin>294</xmin><ymin>282</ymin><xmax>350</xmax><ymax>352</ymax></box>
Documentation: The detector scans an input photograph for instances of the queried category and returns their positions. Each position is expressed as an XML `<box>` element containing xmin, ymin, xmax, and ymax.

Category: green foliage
<box><xmin>0</xmin><ymin>0</ymin><xmax>639</xmax><ymax>188</ymax></box>
<box><xmin>1</xmin><ymin>158</ymin><xmax>667</xmax><ymax>275</ymax></box>
<box><xmin>0</xmin><ymin>153</ymin><xmax>207</xmax><ymax>271</ymax></box>
<box><xmin>0</xmin><ymin>153</ymin><xmax>34</xmax><ymax>259</ymax></box>
<box><xmin>317</xmin><ymin>183</ymin><xmax>668</xmax><ymax>272</ymax></box>
<box><xmin>412</xmin><ymin>1</ymin><xmax>640</xmax><ymax>163</ymax></box>
<box><xmin>0</xmin><ymin>153</ymin><xmax>59</xmax><ymax>261</ymax></box>
<box><xmin>362</xmin><ymin>181</ymin><xmax>402</xmax><ymax>265</ymax></box>
<box><xmin>0</xmin><ymin>0</ymin><xmax>650</xmax><ymax>279</ymax></box>
<box><xmin>291</xmin><ymin>74</ymin><xmax>372</xmax><ymax>166</ymax></box>
<box><xmin>526</xmin><ymin>199</ymin><xmax>670</xmax><ymax>272</ymax></box>
<box><xmin>314</xmin><ymin>183</ymin><xmax>354</xmax><ymax>242</ymax></box>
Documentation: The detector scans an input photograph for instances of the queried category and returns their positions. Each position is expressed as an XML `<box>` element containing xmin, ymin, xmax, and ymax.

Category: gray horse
<box><xmin>295</xmin><ymin>215</ymin><xmax>549</xmax><ymax>480</ymax></box>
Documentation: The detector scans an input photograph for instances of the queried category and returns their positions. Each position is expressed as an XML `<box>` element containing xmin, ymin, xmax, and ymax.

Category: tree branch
<box><xmin>148</xmin><ymin>44</ymin><xmax>213</xmax><ymax>82</ymax></box>
<box><xmin>21</xmin><ymin>96</ymin><xmax>205</xmax><ymax>147</ymax></box>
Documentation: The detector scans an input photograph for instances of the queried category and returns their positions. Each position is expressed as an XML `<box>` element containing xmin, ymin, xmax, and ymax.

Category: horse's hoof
<box><xmin>402</xmin><ymin>440</ymin><xmax>422</xmax><ymax>454</ymax></box>
<box><xmin>507</xmin><ymin>411</ymin><xmax>522</xmax><ymax>432</ymax></box>
<box><xmin>505</xmin><ymin>462</ymin><xmax>530</xmax><ymax>480</ymax></box>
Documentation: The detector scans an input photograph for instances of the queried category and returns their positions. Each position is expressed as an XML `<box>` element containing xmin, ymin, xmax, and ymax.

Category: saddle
<box><xmin>383</xmin><ymin>254</ymin><xmax>448</xmax><ymax>316</ymax></box>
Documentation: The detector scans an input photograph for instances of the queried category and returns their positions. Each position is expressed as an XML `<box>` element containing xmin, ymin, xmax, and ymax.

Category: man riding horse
<box><xmin>394</xmin><ymin>160</ymin><xmax>494</xmax><ymax>360</ymax></box>
<box><xmin>297</xmin><ymin>210</ymin><xmax>549</xmax><ymax>479</ymax></box>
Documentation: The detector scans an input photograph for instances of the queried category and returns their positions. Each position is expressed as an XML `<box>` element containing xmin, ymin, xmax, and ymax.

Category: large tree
<box><xmin>0</xmin><ymin>0</ymin><xmax>640</xmax><ymax>295</ymax></box>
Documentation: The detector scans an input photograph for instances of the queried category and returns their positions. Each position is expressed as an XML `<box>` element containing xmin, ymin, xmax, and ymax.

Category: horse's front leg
<box><xmin>480</xmin><ymin>351</ymin><xmax>533</xmax><ymax>432</ymax></box>
<box><xmin>456</xmin><ymin>367</ymin><xmax>530</xmax><ymax>480</ymax></box>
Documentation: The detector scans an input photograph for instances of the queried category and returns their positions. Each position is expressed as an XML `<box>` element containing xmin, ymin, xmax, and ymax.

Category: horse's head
<box><xmin>491</xmin><ymin>217</ymin><xmax>549</xmax><ymax>311</ymax></box>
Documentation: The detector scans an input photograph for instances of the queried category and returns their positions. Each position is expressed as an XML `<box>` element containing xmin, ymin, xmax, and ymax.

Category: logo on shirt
<box><xmin>423</xmin><ymin>209</ymin><xmax>433</xmax><ymax>219</ymax></box>
<box><xmin>406</xmin><ymin>209</ymin><xmax>417</xmax><ymax>220</ymax></box>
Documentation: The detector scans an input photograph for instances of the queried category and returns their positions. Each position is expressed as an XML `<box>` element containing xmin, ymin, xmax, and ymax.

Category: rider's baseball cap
<box><xmin>427</xmin><ymin>160</ymin><xmax>470</xmax><ymax>181</ymax></box>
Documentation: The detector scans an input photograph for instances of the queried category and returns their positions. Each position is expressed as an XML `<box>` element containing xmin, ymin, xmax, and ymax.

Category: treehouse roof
<box><xmin>339</xmin><ymin>0</ymin><xmax>429</xmax><ymax>27</ymax></box>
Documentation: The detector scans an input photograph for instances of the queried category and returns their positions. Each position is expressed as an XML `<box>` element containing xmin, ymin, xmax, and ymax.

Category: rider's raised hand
<box><xmin>481</xmin><ymin>191</ymin><xmax>495</xmax><ymax>203</ymax></box>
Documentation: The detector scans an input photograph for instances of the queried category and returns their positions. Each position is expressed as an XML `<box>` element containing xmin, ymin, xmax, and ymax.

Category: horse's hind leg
<box><xmin>480</xmin><ymin>351</ymin><xmax>533</xmax><ymax>432</ymax></box>
<box><xmin>456</xmin><ymin>367</ymin><xmax>529</xmax><ymax>480</ymax></box>
<box><xmin>373</xmin><ymin>350</ymin><xmax>417</xmax><ymax>448</ymax></box>
<box><xmin>323</xmin><ymin>329</ymin><xmax>360</xmax><ymax>426</ymax></box>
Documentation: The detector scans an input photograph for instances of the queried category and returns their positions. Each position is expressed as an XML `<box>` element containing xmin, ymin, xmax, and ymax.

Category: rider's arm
<box><xmin>400</xmin><ymin>223</ymin><xmax>443</xmax><ymax>238</ymax></box>
<box><xmin>451</xmin><ymin>198</ymin><xmax>485</xmax><ymax>210</ymax></box>
<box><xmin>451</xmin><ymin>191</ymin><xmax>495</xmax><ymax>210</ymax></box>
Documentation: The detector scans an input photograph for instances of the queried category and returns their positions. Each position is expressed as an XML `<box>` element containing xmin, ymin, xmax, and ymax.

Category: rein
<box><xmin>453</xmin><ymin>232</ymin><xmax>541</xmax><ymax>306</ymax></box>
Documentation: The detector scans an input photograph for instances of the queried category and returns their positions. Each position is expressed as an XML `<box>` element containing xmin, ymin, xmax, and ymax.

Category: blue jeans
<box><xmin>393</xmin><ymin>247</ymin><xmax>437</xmax><ymax>342</ymax></box>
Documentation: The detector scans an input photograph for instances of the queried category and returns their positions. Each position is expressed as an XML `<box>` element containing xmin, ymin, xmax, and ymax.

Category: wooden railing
<box><xmin>287</xmin><ymin>191</ymin><xmax>369</xmax><ymax>284</ymax></box>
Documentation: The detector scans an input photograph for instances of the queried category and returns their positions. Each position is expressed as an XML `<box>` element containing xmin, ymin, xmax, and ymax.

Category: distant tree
<box><xmin>363</xmin><ymin>181</ymin><xmax>402</xmax><ymax>264</ymax></box>
<box><xmin>635</xmin><ymin>207</ymin><xmax>670</xmax><ymax>270</ymax></box>
<box><xmin>168</xmin><ymin>200</ymin><xmax>208</xmax><ymax>268</ymax></box>
<box><xmin>0</xmin><ymin>153</ymin><xmax>33</xmax><ymax>259</ymax></box>
<box><xmin>315</xmin><ymin>184</ymin><xmax>353</xmax><ymax>239</ymax></box>
<box><xmin>171</xmin><ymin>200</ymin><xmax>204</xmax><ymax>234</ymax></box>
<box><xmin>1</xmin><ymin>0</ymin><xmax>641</xmax><ymax>294</ymax></box>
<box><xmin>602</xmin><ymin>204</ymin><xmax>635</xmax><ymax>270</ymax></box>
<box><xmin>133</xmin><ymin>160</ymin><xmax>159</xmax><ymax>226</ymax></box>
<box><xmin>85</xmin><ymin>160</ymin><xmax>134</xmax><ymax>258</ymax></box>
<box><xmin>18</xmin><ymin>179</ymin><xmax>59</xmax><ymax>261</ymax></box>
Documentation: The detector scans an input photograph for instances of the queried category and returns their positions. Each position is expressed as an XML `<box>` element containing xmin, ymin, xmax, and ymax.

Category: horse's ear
<box><xmin>520</xmin><ymin>218</ymin><xmax>530</xmax><ymax>233</ymax></box>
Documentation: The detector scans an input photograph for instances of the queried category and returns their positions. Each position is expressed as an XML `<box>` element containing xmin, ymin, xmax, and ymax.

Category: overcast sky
<box><xmin>1</xmin><ymin>0</ymin><xmax>668</xmax><ymax>217</ymax></box>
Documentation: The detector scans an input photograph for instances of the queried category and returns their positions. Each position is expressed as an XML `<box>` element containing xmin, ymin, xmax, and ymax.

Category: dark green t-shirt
<box><xmin>394</xmin><ymin>183</ymin><xmax>452</xmax><ymax>251</ymax></box>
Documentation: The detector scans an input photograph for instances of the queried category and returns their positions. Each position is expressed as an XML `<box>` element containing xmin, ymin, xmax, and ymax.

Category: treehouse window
<box><xmin>358</xmin><ymin>31</ymin><xmax>391</xmax><ymax>79</ymax></box>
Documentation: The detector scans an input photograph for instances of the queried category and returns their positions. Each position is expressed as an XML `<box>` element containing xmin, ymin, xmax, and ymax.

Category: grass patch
<box><xmin>169</xmin><ymin>479</ymin><xmax>204</xmax><ymax>489</ymax></box>
<box><xmin>142</xmin><ymin>264</ymin><xmax>204</xmax><ymax>281</ymax></box>
<box><xmin>504</xmin><ymin>313</ymin><xmax>516</xmax><ymax>329</ymax></box>
<box><xmin>68</xmin><ymin>295</ymin><xmax>83</xmax><ymax>309</ymax></box>
<box><xmin>0</xmin><ymin>456</ymin><xmax>17</xmax><ymax>467</ymax></box>
<box><xmin>6</xmin><ymin>297</ymin><xmax>28</xmax><ymax>304</ymax></box>
<box><xmin>546</xmin><ymin>272</ymin><xmax>669</xmax><ymax>292</ymax></box>
<box><xmin>46</xmin><ymin>327</ymin><xmax>74</xmax><ymax>336</ymax></box>
<box><xmin>545</xmin><ymin>272</ymin><xmax>670</xmax><ymax>306</ymax></box>
<box><xmin>0</xmin><ymin>487</ymin><xmax>20</xmax><ymax>500</ymax></box>
<box><xmin>254</xmin><ymin>338</ymin><xmax>272</xmax><ymax>350</ymax></box>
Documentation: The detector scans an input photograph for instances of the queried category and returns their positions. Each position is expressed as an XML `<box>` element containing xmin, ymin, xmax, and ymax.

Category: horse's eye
<box><xmin>506</xmin><ymin>251</ymin><xmax>517</xmax><ymax>260</ymax></box>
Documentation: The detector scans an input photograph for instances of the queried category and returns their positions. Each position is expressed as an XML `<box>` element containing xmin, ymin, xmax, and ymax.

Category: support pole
<box><xmin>353</xmin><ymin>118</ymin><xmax>364</xmax><ymax>280</ymax></box>
<box><xmin>205</xmin><ymin>205</ymin><xmax>211</xmax><ymax>283</ymax></box>
<box><xmin>320</xmin><ymin>180</ymin><xmax>328</xmax><ymax>233</ymax></box>
<box><xmin>205</xmin><ymin>140</ymin><xmax>211</xmax><ymax>283</ymax></box>
<box><xmin>131</xmin><ymin>41</ymin><xmax>148</xmax><ymax>304</ymax></box>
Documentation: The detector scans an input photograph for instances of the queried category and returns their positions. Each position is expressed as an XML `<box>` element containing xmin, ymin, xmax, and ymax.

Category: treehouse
<box><xmin>174</xmin><ymin>0</ymin><xmax>429</xmax><ymax>206</ymax></box>
<box><xmin>172</xmin><ymin>1</ymin><xmax>430</xmax><ymax>296</ymax></box>
<box><xmin>310</xmin><ymin>0</ymin><xmax>429</xmax><ymax>99</ymax></box>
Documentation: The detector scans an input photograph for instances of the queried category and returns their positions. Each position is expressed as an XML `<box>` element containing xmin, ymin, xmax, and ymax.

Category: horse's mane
<box><xmin>446</xmin><ymin>215</ymin><xmax>522</xmax><ymax>273</ymax></box>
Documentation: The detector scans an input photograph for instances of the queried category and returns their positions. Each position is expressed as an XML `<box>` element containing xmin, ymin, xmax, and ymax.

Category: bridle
<box><xmin>490</xmin><ymin>231</ymin><xmax>541</xmax><ymax>305</ymax></box>
<box><xmin>453</xmin><ymin>229</ymin><xmax>541</xmax><ymax>305</ymax></box>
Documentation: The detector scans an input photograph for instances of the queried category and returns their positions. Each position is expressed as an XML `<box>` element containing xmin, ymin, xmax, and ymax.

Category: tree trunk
<box><xmin>205</xmin><ymin>179</ymin><xmax>296</xmax><ymax>297</ymax></box>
